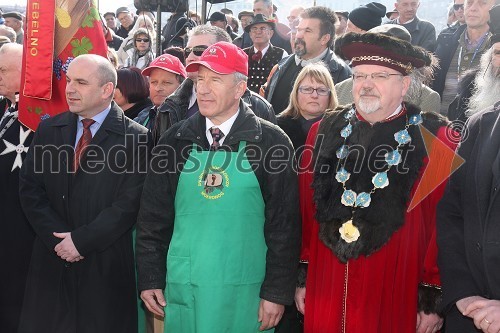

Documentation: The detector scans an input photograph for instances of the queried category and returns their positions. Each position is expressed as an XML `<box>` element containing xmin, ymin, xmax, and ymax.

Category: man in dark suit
<box><xmin>0</xmin><ymin>42</ymin><xmax>35</xmax><ymax>333</ymax></box>
<box><xmin>18</xmin><ymin>54</ymin><xmax>150</xmax><ymax>333</ymax></box>
<box><xmin>437</xmin><ymin>7</ymin><xmax>500</xmax><ymax>332</ymax></box>
<box><xmin>388</xmin><ymin>0</ymin><xmax>436</xmax><ymax>52</ymax></box>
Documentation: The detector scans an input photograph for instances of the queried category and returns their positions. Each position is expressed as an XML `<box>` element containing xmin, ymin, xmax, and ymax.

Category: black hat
<box><xmin>489</xmin><ymin>5</ymin><xmax>500</xmax><ymax>45</ymax></box>
<box><xmin>244</xmin><ymin>14</ymin><xmax>275</xmax><ymax>33</ymax></box>
<box><xmin>3</xmin><ymin>11</ymin><xmax>22</xmax><ymax>21</ymax></box>
<box><xmin>348</xmin><ymin>2</ymin><xmax>386</xmax><ymax>32</ymax></box>
<box><xmin>208</xmin><ymin>11</ymin><xmax>227</xmax><ymax>22</ymax></box>
<box><xmin>337</xmin><ymin>32</ymin><xmax>431</xmax><ymax>75</ymax></box>
<box><xmin>238</xmin><ymin>10</ymin><xmax>254</xmax><ymax>20</ymax></box>
<box><xmin>103</xmin><ymin>12</ymin><xmax>115</xmax><ymax>18</ymax></box>
<box><xmin>115</xmin><ymin>6</ymin><xmax>130</xmax><ymax>17</ymax></box>
<box><xmin>386</xmin><ymin>8</ymin><xmax>398</xmax><ymax>19</ymax></box>
<box><xmin>335</xmin><ymin>11</ymin><xmax>349</xmax><ymax>20</ymax></box>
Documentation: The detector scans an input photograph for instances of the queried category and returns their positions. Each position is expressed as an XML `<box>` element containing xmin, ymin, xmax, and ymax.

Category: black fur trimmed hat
<box><xmin>337</xmin><ymin>32</ymin><xmax>432</xmax><ymax>75</ymax></box>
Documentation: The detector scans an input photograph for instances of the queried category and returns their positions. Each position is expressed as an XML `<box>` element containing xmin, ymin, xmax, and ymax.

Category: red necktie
<box><xmin>252</xmin><ymin>50</ymin><xmax>262</xmax><ymax>62</ymax></box>
<box><xmin>74</xmin><ymin>119</ymin><xmax>95</xmax><ymax>171</ymax></box>
<box><xmin>209</xmin><ymin>127</ymin><xmax>224</xmax><ymax>151</ymax></box>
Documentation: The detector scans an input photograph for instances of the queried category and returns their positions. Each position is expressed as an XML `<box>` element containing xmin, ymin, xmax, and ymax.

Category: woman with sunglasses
<box><xmin>117</xmin><ymin>15</ymin><xmax>157</xmax><ymax>67</ymax></box>
<box><xmin>277</xmin><ymin>63</ymin><xmax>338</xmax><ymax>159</ymax></box>
<box><xmin>124</xmin><ymin>28</ymin><xmax>155</xmax><ymax>70</ymax></box>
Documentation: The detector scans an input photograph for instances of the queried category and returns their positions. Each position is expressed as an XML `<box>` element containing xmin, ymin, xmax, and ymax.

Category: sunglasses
<box><xmin>453</xmin><ymin>4</ymin><xmax>464</xmax><ymax>10</ymax></box>
<box><xmin>135</xmin><ymin>38</ymin><xmax>150</xmax><ymax>43</ymax></box>
<box><xmin>184</xmin><ymin>45</ymin><xmax>208</xmax><ymax>56</ymax></box>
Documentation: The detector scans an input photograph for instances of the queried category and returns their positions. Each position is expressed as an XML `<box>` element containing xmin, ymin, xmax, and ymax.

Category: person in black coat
<box><xmin>18</xmin><ymin>54</ymin><xmax>150</xmax><ymax>333</ymax></box>
<box><xmin>437</xmin><ymin>9</ymin><xmax>500</xmax><ymax>330</ymax></box>
<box><xmin>0</xmin><ymin>43</ymin><xmax>35</xmax><ymax>333</ymax></box>
<box><xmin>437</xmin><ymin>100</ymin><xmax>500</xmax><ymax>333</ymax></box>
<box><xmin>277</xmin><ymin>62</ymin><xmax>338</xmax><ymax>160</ymax></box>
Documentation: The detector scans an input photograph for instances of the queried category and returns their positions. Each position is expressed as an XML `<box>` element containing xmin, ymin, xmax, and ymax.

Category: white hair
<box><xmin>467</xmin><ymin>47</ymin><xmax>500</xmax><ymax>115</ymax></box>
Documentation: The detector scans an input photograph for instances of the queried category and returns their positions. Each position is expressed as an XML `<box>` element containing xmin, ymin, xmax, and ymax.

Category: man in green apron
<box><xmin>135</xmin><ymin>41</ymin><xmax>301</xmax><ymax>333</ymax></box>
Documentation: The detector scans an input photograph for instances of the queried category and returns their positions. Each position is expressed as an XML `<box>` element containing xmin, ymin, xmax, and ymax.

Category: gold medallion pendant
<box><xmin>339</xmin><ymin>220</ymin><xmax>360</xmax><ymax>243</ymax></box>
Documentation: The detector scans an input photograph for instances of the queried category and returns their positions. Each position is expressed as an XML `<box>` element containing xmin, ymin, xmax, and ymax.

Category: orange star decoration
<box><xmin>407</xmin><ymin>124</ymin><xmax>465</xmax><ymax>211</ymax></box>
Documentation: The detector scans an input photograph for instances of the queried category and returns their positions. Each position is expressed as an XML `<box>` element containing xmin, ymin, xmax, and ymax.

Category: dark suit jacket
<box><xmin>18</xmin><ymin>103</ymin><xmax>150</xmax><ymax>333</ymax></box>
<box><xmin>437</xmin><ymin>101</ymin><xmax>500</xmax><ymax>332</ymax></box>
<box><xmin>389</xmin><ymin>16</ymin><xmax>436</xmax><ymax>52</ymax></box>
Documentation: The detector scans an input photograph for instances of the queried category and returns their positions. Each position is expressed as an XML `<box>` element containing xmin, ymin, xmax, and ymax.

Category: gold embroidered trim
<box><xmin>351</xmin><ymin>55</ymin><xmax>414</xmax><ymax>74</ymax></box>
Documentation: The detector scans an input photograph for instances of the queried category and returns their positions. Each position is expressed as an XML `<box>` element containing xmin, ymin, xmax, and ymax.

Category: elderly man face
<box><xmin>0</xmin><ymin>44</ymin><xmax>22</xmax><ymax>101</ymax></box>
<box><xmin>240</xmin><ymin>15</ymin><xmax>253</xmax><ymax>29</ymax></box>
<box><xmin>253</xmin><ymin>0</ymin><xmax>273</xmax><ymax>17</ymax></box>
<box><xmin>395</xmin><ymin>0</ymin><xmax>420</xmax><ymax>24</ymax></box>
<box><xmin>4</xmin><ymin>17</ymin><xmax>22</xmax><ymax>32</ymax></box>
<box><xmin>196</xmin><ymin>66</ymin><xmax>246</xmax><ymax>125</ymax></box>
<box><xmin>352</xmin><ymin>64</ymin><xmax>411</xmax><ymax>120</ymax></box>
<box><xmin>117</xmin><ymin>12</ymin><xmax>135</xmax><ymax>29</ymax></box>
<box><xmin>464</xmin><ymin>0</ymin><xmax>494</xmax><ymax>29</ymax></box>
<box><xmin>249</xmin><ymin>23</ymin><xmax>273</xmax><ymax>46</ymax></box>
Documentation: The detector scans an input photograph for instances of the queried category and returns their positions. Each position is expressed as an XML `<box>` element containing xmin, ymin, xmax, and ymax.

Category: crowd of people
<box><xmin>0</xmin><ymin>0</ymin><xmax>499</xmax><ymax>332</ymax></box>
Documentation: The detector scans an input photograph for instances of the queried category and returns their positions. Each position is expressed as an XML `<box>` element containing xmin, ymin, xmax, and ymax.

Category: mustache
<box><xmin>295</xmin><ymin>38</ymin><xmax>305</xmax><ymax>46</ymax></box>
<box><xmin>360</xmin><ymin>89</ymin><xmax>380</xmax><ymax>97</ymax></box>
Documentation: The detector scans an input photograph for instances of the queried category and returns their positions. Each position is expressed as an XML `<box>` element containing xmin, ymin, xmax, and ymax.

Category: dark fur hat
<box><xmin>337</xmin><ymin>32</ymin><xmax>432</xmax><ymax>75</ymax></box>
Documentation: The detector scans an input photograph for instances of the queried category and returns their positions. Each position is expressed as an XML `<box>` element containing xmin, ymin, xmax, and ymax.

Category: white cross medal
<box><xmin>1</xmin><ymin>127</ymin><xmax>32</xmax><ymax>171</ymax></box>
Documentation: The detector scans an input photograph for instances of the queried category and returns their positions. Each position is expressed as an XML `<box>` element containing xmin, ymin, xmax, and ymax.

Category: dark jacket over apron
<box><xmin>136</xmin><ymin>101</ymin><xmax>301</xmax><ymax>329</ymax></box>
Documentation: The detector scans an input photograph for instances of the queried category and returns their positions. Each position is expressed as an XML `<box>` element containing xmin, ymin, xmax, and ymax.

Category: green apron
<box><xmin>165</xmin><ymin>141</ymin><xmax>272</xmax><ymax>333</ymax></box>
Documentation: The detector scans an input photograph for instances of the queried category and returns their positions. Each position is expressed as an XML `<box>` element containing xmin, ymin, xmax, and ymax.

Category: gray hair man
<box><xmin>136</xmin><ymin>41</ymin><xmax>300</xmax><ymax>332</ymax></box>
<box><xmin>153</xmin><ymin>25</ymin><xmax>276</xmax><ymax>144</ymax></box>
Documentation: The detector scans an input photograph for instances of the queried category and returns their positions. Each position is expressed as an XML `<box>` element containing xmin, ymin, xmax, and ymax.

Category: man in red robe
<box><xmin>296</xmin><ymin>32</ymin><xmax>457</xmax><ymax>333</ymax></box>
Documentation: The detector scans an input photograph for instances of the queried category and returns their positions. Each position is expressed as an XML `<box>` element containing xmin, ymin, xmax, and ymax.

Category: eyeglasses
<box><xmin>453</xmin><ymin>4</ymin><xmax>464</xmax><ymax>10</ymax></box>
<box><xmin>250</xmin><ymin>26</ymin><xmax>271</xmax><ymax>33</ymax></box>
<box><xmin>184</xmin><ymin>45</ymin><xmax>208</xmax><ymax>56</ymax></box>
<box><xmin>352</xmin><ymin>72</ymin><xmax>403</xmax><ymax>82</ymax></box>
<box><xmin>135</xmin><ymin>38</ymin><xmax>150</xmax><ymax>43</ymax></box>
<box><xmin>298</xmin><ymin>86</ymin><xmax>331</xmax><ymax>96</ymax></box>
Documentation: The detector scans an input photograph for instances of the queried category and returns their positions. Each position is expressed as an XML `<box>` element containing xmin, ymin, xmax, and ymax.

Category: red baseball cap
<box><xmin>185</xmin><ymin>42</ymin><xmax>248</xmax><ymax>76</ymax></box>
<box><xmin>141</xmin><ymin>54</ymin><xmax>187</xmax><ymax>78</ymax></box>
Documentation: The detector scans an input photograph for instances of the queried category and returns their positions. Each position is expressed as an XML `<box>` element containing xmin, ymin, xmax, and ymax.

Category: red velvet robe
<box><xmin>299</xmin><ymin>119</ymin><xmax>455</xmax><ymax>333</ymax></box>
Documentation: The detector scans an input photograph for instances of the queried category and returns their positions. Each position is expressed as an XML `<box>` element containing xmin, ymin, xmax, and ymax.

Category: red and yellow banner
<box><xmin>19</xmin><ymin>0</ymin><xmax>108</xmax><ymax>131</ymax></box>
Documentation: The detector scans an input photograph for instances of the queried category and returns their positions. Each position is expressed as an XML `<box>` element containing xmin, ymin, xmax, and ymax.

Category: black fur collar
<box><xmin>312</xmin><ymin>104</ymin><xmax>447</xmax><ymax>262</ymax></box>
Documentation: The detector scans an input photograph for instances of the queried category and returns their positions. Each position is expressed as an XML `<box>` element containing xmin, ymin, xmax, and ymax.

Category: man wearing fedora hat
<box><xmin>296</xmin><ymin>32</ymin><xmax>455</xmax><ymax>332</ymax></box>
<box><xmin>244</xmin><ymin>14</ymin><xmax>287</xmax><ymax>93</ymax></box>
<box><xmin>3</xmin><ymin>11</ymin><xmax>23</xmax><ymax>44</ymax></box>
<box><xmin>136</xmin><ymin>41</ymin><xmax>300</xmax><ymax>332</ymax></box>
